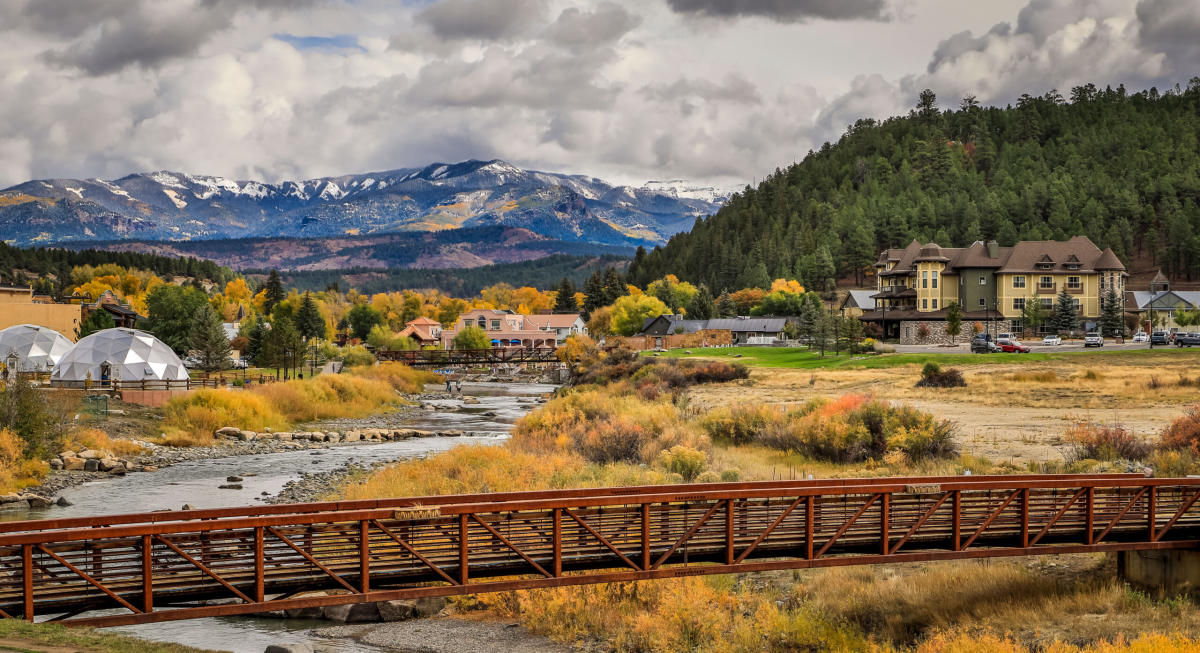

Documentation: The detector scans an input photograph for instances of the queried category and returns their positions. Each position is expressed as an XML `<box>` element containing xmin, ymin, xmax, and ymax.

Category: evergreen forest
<box><xmin>629</xmin><ymin>80</ymin><xmax>1200</xmax><ymax>292</ymax></box>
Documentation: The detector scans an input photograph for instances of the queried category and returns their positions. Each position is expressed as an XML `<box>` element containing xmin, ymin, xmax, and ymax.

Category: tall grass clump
<box><xmin>577</xmin><ymin>351</ymin><xmax>747</xmax><ymax>398</ymax></box>
<box><xmin>1064</xmin><ymin>421</ymin><xmax>1151</xmax><ymax>462</ymax></box>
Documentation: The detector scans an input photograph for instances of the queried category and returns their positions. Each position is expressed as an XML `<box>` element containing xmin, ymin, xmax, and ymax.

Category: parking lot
<box><xmin>892</xmin><ymin>339</ymin><xmax>1168</xmax><ymax>354</ymax></box>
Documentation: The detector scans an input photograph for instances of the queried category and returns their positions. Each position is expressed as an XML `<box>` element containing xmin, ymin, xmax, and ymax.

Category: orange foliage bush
<box><xmin>1159</xmin><ymin>405</ymin><xmax>1200</xmax><ymax>455</ymax></box>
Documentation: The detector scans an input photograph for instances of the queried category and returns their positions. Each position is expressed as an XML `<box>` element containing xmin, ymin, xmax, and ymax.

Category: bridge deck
<box><xmin>375</xmin><ymin>347</ymin><xmax>558</xmax><ymax>366</ymax></box>
<box><xmin>1</xmin><ymin>473</ymin><xmax>1197</xmax><ymax>627</ymax></box>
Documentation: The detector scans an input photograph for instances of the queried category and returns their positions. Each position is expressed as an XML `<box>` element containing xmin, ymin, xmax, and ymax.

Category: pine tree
<box><xmin>945</xmin><ymin>301</ymin><xmax>963</xmax><ymax>343</ymax></box>
<box><xmin>190</xmin><ymin>303</ymin><xmax>232</xmax><ymax>372</ymax></box>
<box><xmin>1051</xmin><ymin>286</ymin><xmax>1078</xmax><ymax>334</ymax></box>
<box><xmin>264</xmin><ymin>269</ymin><xmax>285</xmax><ymax>315</ymax></box>
<box><xmin>245</xmin><ymin>318</ymin><xmax>267</xmax><ymax>366</ymax></box>
<box><xmin>553</xmin><ymin>277</ymin><xmax>576</xmax><ymax>312</ymax></box>
<box><xmin>76</xmin><ymin>309</ymin><xmax>115</xmax><ymax>340</ymax></box>
<box><xmin>602</xmin><ymin>268</ymin><xmax>624</xmax><ymax>304</ymax></box>
<box><xmin>1100</xmin><ymin>285</ymin><xmax>1124</xmax><ymax>337</ymax></box>
<box><xmin>716</xmin><ymin>292</ymin><xmax>736</xmax><ymax>318</ymax></box>
<box><xmin>581</xmin><ymin>271</ymin><xmax>605</xmax><ymax>318</ymax></box>
<box><xmin>688</xmin><ymin>284</ymin><xmax>715</xmax><ymax>320</ymax></box>
<box><xmin>294</xmin><ymin>291</ymin><xmax>325</xmax><ymax>341</ymax></box>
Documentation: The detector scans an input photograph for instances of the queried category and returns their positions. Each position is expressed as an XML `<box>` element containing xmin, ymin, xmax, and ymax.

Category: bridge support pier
<box><xmin>1118</xmin><ymin>549</ymin><xmax>1200</xmax><ymax>597</ymax></box>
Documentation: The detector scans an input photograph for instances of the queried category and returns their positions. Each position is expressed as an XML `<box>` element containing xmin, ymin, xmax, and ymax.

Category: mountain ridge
<box><xmin>0</xmin><ymin>159</ymin><xmax>734</xmax><ymax>249</ymax></box>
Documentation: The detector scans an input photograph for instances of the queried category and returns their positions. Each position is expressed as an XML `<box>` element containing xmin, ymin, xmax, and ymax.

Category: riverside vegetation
<box><xmin>336</xmin><ymin>343</ymin><xmax>1200</xmax><ymax>651</ymax></box>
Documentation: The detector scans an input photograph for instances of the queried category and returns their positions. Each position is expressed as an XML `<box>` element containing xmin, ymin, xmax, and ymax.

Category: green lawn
<box><xmin>644</xmin><ymin>346</ymin><xmax>1200</xmax><ymax>370</ymax></box>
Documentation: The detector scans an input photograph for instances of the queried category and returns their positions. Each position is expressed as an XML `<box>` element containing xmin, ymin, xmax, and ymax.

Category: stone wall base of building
<box><xmin>898</xmin><ymin>319</ymin><xmax>1014</xmax><ymax>345</ymax></box>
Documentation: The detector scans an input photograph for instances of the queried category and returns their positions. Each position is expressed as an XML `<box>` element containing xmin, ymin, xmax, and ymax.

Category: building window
<box><xmin>979</xmin><ymin>276</ymin><xmax>987</xmax><ymax>286</ymax></box>
<box><xmin>932</xmin><ymin>299</ymin><xmax>938</xmax><ymax>309</ymax></box>
<box><xmin>490</xmin><ymin>319</ymin><xmax>501</xmax><ymax>330</ymax></box>
<box><xmin>932</xmin><ymin>271</ymin><xmax>939</xmax><ymax>289</ymax></box>
<box><xmin>1013</xmin><ymin>298</ymin><xmax>1025</xmax><ymax>311</ymax></box>
<box><xmin>1039</xmin><ymin>276</ymin><xmax>1053</xmax><ymax>289</ymax></box>
<box><xmin>1013</xmin><ymin>276</ymin><xmax>1026</xmax><ymax>289</ymax></box>
<box><xmin>922</xmin><ymin>298</ymin><xmax>928</xmax><ymax>309</ymax></box>
<box><xmin>1067</xmin><ymin>276</ymin><xmax>1081</xmax><ymax>290</ymax></box>
<box><xmin>922</xmin><ymin>271</ymin><xmax>928</xmax><ymax>289</ymax></box>
<box><xmin>477</xmin><ymin>317</ymin><xmax>486</xmax><ymax>328</ymax></box>
<box><xmin>1073</xmin><ymin>299</ymin><xmax>1081</xmax><ymax>310</ymax></box>
<box><xmin>979</xmin><ymin>298</ymin><xmax>986</xmax><ymax>308</ymax></box>
<box><xmin>1041</xmin><ymin>298</ymin><xmax>1053</xmax><ymax>310</ymax></box>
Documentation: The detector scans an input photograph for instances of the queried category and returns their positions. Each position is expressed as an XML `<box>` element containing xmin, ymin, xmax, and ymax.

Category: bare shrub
<box><xmin>1065</xmin><ymin>421</ymin><xmax>1151</xmax><ymax>462</ymax></box>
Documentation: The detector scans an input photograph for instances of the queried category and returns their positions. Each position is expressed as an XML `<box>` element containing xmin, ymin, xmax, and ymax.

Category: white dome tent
<box><xmin>51</xmin><ymin>328</ymin><xmax>189</xmax><ymax>387</ymax></box>
<box><xmin>0</xmin><ymin>324</ymin><xmax>74</xmax><ymax>373</ymax></box>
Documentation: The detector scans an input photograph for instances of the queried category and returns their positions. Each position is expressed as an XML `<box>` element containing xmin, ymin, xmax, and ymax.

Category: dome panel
<box><xmin>50</xmin><ymin>328</ymin><xmax>188</xmax><ymax>385</ymax></box>
<box><xmin>0</xmin><ymin>325</ymin><xmax>74</xmax><ymax>372</ymax></box>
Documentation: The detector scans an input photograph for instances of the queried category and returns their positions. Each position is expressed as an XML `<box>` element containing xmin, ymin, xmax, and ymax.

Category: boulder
<box><xmin>62</xmin><ymin>456</ymin><xmax>86</xmax><ymax>471</ymax></box>
<box><xmin>215</xmin><ymin>426</ymin><xmax>241</xmax><ymax>437</ymax></box>
<box><xmin>326</xmin><ymin>433</ymin><xmax>342</xmax><ymax>443</ymax></box>
<box><xmin>24</xmin><ymin>495</ymin><xmax>52</xmax><ymax>509</ymax></box>
<box><xmin>227</xmin><ymin>476</ymin><xmax>244</xmax><ymax>482</ymax></box>
<box><xmin>438</xmin><ymin>429</ymin><xmax>464</xmax><ymax>438</ymax></box>
<box><xmin>343</xmin><ymin>431</ymin><xmax>361</xmax><ymax>443</ymax></box>
<box><xmin>238</xmin><ymin>430</ymin><xmax>257</xmax><ymax>442</ymax></box>
<box><xmin>218</xmin><ymin>483</ymin><xmax>243</xmax><ymax>490</ymax></box>
<box><xmin>275</xmin><ymin>433</ymin><xmax>293</xmax><ymax>442</ymax></box>
<box><xmin>462</xmin><ymin>397</ymin><xmax>480</xmax><ymax>405</ymax></box>
<box><xmin>98</xmin><ymin>458</ymin><xmax>120</xmax><ymax>472</ymax></box>
<box><xmin>58</xmin><ymin>450</ymin><xmax>76</xmax><ymax>459</ymax></box>
<box><xmin>142</xmin><ymin>465</ymin><xmax>159</xmax><ymax>472</ymax></box>
<box><xmin>83</xmin><ymin>459</ymin><xmax>102</xmax><ymax>472</ymax></box>
<box><xmin>376</xmin><ymin>599</ymin><xmax>419</xmax><ymax>622</ymax></box>
<box><xmin>264</xmin><ymin>644</ymin><xmax>314</xmax><ymax>653</ymax></box>
<box><xmin>283</xmin><ymin>607</ymin><xmax>324</xmax><ymax>619</ymax></box>
<box><xmin>77</xmin><ymin>449</ymin><xmax>101</xmax><ymax>460</ymax></box>
<box><xmin>107</xmin><ymin>464</ymin><xmax>126</xmax><ymax>476</ymax></box>
<box><xmin>264</xmin><ymin>427</ymin><xmax>273</xmax><ymax>434</ymax></box>
<box><xmin>56</xmin><ymin>496</ymin><xmax>72</xmax><ymax>507</ymax></box>
<box><xmin>322</xmin><ymin>602</ymin><xmax>380</xmax><ymax>623</ymax></box>
<box><xmin>48</xmin><ymin>458</ymin><xmax>63</xmax><ymax>470</ymax></box>
<box><xmin>0</xmin><ymin>493</ymin><xmax>22</xmax><ymax>504</ymax></box>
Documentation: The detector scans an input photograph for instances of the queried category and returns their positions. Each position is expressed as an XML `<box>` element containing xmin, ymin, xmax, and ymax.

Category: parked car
<box><xmin>1132</xmin><ymin>331</ymin><xmax>1149</xmax><ymax>343</ymax></box>
<box><xmin>1042</xmin><ymin>335</ymin><xmax>1062</xmax><ymax>346</ymax></box>
<box><xmin>1084</xmin><ymin>332</ymin><xmax>1104</xmax><ymax>347</ymax></box>
<box><xmin>182</xmin><ymin>355</ymin><xmax>202</xmax><ymax>368</ymax></box>
<box><xmin>230</xmin><ymin>357</ymin><xmax>249</xmax><ymax>369</ymax></box>
<box><xmin>1177</xmin><ymin>332</ymin><xmax>1200</xmax><ymax>347</ymax></box>
<box><xmin>996</xmin><ymin>338</ymin><xmax>1031</xmax><ymax>353</ymax></box>
<box><xmin>996</xmin><ymin>332</ymin><xmax>1014</xmax><ymax>342</ymax></box>
<box><xmin>970</xmin><ymin>334</ymin><xmax>1000</xmax><ymax>354</ymax></box>
<box><xmin>1151</xmin><ymin>331</ymin><xmax>1170</xmax><ymax>346</ymax></box>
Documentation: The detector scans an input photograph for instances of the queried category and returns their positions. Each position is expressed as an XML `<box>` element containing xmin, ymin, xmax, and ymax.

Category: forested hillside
<box><xmin>0</xmin><ymin>242</ymin><xmax>235</xmax><ymax>293</ymax></box>
<box><xmin>630</xmin><ymin>81</ymin><xmax>1200</xmax><ymax>291</ymax></box>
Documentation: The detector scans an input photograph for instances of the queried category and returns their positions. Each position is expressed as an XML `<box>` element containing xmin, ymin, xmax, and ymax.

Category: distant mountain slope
<box><xmin>69</xmin><ymin>226</ymin><xmax>634</xmax><ymax>271</ymax></box>
<box><xmin>0</xmin><ymin>159</ymin><xmax>732</xmax><ymax>248</ymax></box>
<box><xmin>630</xmin><ymin>83</ymin><xmax>1200</xmax><ymax>292</ymax></box>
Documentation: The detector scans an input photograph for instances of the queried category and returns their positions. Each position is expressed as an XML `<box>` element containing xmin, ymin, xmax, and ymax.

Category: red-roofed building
<box><xmin>397</xmin><ymin>316</ymin><xmax>444</xmax><ymax>347</ymax></box>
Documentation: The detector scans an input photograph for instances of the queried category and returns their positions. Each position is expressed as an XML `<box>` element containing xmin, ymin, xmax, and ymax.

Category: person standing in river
<box><xmin>445</xmin><ymin>376</ymin><xmax>452</xmax><ymax>393</ymax></box>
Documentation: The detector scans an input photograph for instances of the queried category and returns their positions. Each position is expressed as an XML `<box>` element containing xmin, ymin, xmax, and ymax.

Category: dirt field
<box><xmin>690</xmin><ymin>355</ymin><xmax>1198</xmax><ymax>465</ymax></box>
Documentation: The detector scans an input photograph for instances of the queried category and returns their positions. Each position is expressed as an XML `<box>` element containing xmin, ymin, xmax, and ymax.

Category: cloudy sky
<box><xmin>1</xmin><ymin>0</ymin><xmax>1197</xmax><ymax>188</ymax></box>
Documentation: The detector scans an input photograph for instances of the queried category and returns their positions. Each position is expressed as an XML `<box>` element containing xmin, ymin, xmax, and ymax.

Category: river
<box><xmin>16</xmin><ymin>382</ymin><xmax>555</xmax><ymax>653</ymax></box>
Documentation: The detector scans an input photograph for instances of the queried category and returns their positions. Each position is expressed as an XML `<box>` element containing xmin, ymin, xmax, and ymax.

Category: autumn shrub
<box><xmin>340</xmin><ymin>345</ymin><xmax>376</xmax><ymax>367</ymax></box>
<box><xmin>753</xmin><ymin>395</ymin><xmax>956</xmax><ymax>463</ymax></box>
<box><xmin>1159</xmin><ymin>405</ymin><xmax>1200</xmax><ymax>455</ymax></box>
<box><xmin>917</xmin><ymin>362</ymin><xmax>966</xmax><ymax>388</ymax></box>
<box><xmin>1064</xmin><ymin>421</ymin><xmax>1151</xmax><ymax>462</ymax></box>
<box><xmin>699</xmin><ymin>404</ymin><xmax>782</xmax><ymax>445</ymax></box>
<box><xmin>66</xmin><ymin>427</ymin><xmax>145</xmax><ymax>457</ymax></box>
<box><xmin>0</xmin><ymin>428</ymin><xmax>47</xmax><ymax>493</ymax></box>
<box><xmin>658</xmin><ymin>445</ymin><xmax>707</xmax><ymax>481</ymax></box>
<box><xmin>576</xmin><ymin>353</ymin><xmax>747</xmax><ymax>395</ymax></box>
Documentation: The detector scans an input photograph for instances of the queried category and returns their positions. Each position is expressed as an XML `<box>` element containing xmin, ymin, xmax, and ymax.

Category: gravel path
<box><xmin>315</xmin><ymin>619</ymin><xmax>571</xmax><ymax>653</ymax></box>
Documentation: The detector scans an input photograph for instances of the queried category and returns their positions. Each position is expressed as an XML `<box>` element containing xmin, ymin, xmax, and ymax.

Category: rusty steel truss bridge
<box><xmin>2</xmin><ymin>473</ymin><xmax>1198</xmax><ymax>627</ymax></box>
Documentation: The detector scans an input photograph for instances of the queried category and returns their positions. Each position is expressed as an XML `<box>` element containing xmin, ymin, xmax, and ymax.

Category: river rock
<box><xmin>284</xmin><ymin>607</ymin><xmax>324</xmax><ymax>619</ymax></box>
<box><xmin>62</xmin><ymin>456</ymin><xmax>86</xmax><ymax>471</ymax></box>
<box><xmin>58</xmin><ymin>450</ymin><xmax>76</xmax><ymax>459</ymax></box>
<box><xmin>48</xmin><ymin>458</ymin><xmax>63</xmax><ymax>470</ymax></box>
<box><xmin>98</xmin><ymin>458</ymin><xmax>120</xmax><ymax>471</ymax></box>
<box><xmin>343</xmin><ymin>431</ymin><xmax>360</xmax><ymax>443</ymax></box>
<box><xmin>0</xmin><ymin>493</ymin><xmax>22</xmax><ymax>504</ymax></box>
<box><xmin>56</xmin><ymin>496</ymin><xmax>72</xmax><ymax>506</ymax></box>
<box><xmin>238</xmin><ymin>430</ymin><xmax>257</xmax><ymax>442</ymax></box>
<box><xmin>462</xmin><ymin>396</ymin><xmax>480</xmax><ymax>404</ymax></box>
<box><xmin>143</xmin><ymin>465</ymin><xmax>159</xmax><ymax>472</ymax></box>
<box><xmin>438</xmin><ymin>429</ymin><xmax>463</xmax><ymax>437</ymax></box>
<box><xmin>323</xmin><ymin>602</ymin><xmax>380</xmax><ymax>623</ymax></box>
<box><xmin>25</xmin><ymin>495</ymin><xmax>51</xmax><ymax>509</ymax></box>
<box><xmin>108</xmin><ymin>464</ymin><xmax>126</xmax><ymax>476</ymax></box>
<box><xmin>83</xmin><ymin>459</ymin><xmax>102</xmax><ymax>472</ymax></box>
<box><xmin>264</xmin><ymin>427</ymin><xmax>273</xmax><ymax>434</ymax></box>
<box><xmin>227</xmin><ymin>476</ymin><xmax>243</xmax><ymax>482</ymax></box>
<box><xmin>264</xmin><ymin>644</ymin><xmax>314</xmax><ymax>653</ymax></box>
<box><xmin>276</xmin><ymin>433</ymin><xmax>293</xmax><ymax>441</ymax></box>
<box><xmin>78</xmin><ymin>449</ymin><xmax>101</xmax><ymax>460</ymax></box>
<box><xmin>215</xmin><ymin>426</ymin><xmax>240</xmax><ymax>437</ymax></box>
<box><xmin>326</xmin><ymin>433</ymin><xmax>342</xmax><ymax>443</ymax></box>
<box><xmin>218</xmin><ymin>483</ymin><xmax>243</xmax><ymax>490</ymax></box>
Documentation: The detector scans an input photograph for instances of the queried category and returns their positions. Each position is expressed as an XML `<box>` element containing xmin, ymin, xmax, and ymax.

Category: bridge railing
<box><xmin>0</xmin><ymin>473</ymin><xmax>1197</xmax><ymax>627</ymax></box>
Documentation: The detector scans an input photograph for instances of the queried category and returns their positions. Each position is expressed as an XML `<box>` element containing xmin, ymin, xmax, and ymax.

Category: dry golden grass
<box><xmin>66</xmin><ymin>427</ymin><xmax>146</xmax><ymax>457</ymax></box>
<box><xmin>160</xmin><ymin>363</ymin><xmax>434</xmax><ymax>445</ymax></box>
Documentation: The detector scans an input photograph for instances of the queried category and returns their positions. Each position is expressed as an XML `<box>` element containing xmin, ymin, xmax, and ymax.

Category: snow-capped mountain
<box><xmin>0</xmin><ymin>160</ymin><xmax>732</xmax><ymax>248</ymax></box>
<box><xmin>640</xmin><ymin>180</ymin><xmax>740</xmax><ymax>205</ymax></box>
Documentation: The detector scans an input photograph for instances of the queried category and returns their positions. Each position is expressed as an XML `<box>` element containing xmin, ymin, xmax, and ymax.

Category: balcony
<box><xmin>1037</xmin><ymin>283</ymin><xmax>1057</xmax><ymax>295</ymax></box>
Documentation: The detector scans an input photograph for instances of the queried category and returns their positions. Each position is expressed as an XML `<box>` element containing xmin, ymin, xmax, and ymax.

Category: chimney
<box><xmin>986</xmin><ymin>240</ymin><xmax>999</xmax><ymax>258</ymax></box>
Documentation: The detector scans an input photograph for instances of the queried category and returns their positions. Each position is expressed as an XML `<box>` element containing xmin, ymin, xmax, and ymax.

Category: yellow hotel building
<box><xmin>862</xmin><ymin>236</ymin><xmax>1126</xmax><ymax>344</ymax></box>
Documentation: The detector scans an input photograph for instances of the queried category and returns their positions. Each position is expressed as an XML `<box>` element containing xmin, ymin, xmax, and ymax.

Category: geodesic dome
<box><xmin>51</xmin><ymin>328</ymin><xmax>188</xmax><ymax>385</ymax></box>
<box><xmin>0</xmin><ymin>324</ymin><xmax>73</xmax><ymax>372</ymax></box>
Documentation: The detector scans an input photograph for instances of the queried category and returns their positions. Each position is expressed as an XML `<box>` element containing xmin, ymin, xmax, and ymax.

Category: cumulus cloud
<box><xmin>544</xmin><ymin>3</ymin><xmax>641</xmax><ymax>51</ymax></box>
<box><xmin>415</xmin><ymin>0</ymin><xmax>547</xmax><ymax>41</ymax></box>
<box><xmin>664</xmin><ymin>0</ymin><xmax>890</xmax><ymax>23</ymax></box>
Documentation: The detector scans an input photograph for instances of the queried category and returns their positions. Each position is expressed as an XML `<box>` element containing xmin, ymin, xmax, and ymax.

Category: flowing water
<box><xmin>15</xmin><ymin>382</ymin><xmax>555</xmax><ymax>653</ymax></box>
